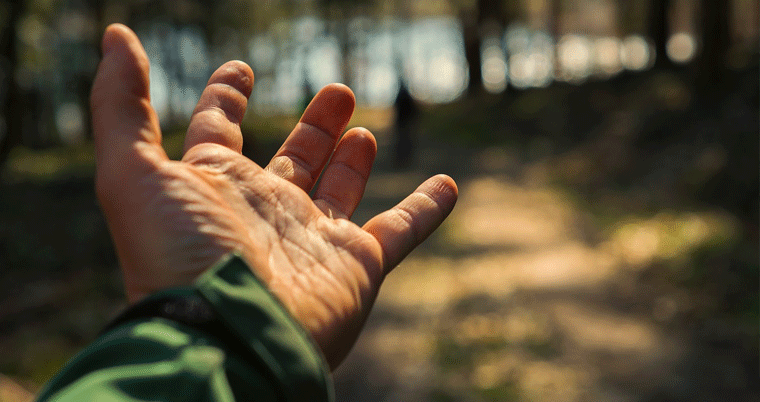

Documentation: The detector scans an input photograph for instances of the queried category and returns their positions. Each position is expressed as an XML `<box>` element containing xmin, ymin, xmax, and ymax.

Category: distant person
<box><xmin>35</xmin><ymin>24</ymin><xmax>457</xmax><ymax>401</ymax></box>
<box><xmin>300</xmin><ymin>80</ymin><xmax>316</xmax><ymax>115</ymax></box>
<box><xmin>392</xmin><ymin>82</ymin><xmax>419</xmax><ymax>169</ymax></box>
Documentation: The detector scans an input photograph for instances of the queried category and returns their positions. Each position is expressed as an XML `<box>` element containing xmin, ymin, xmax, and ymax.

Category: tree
<box><xmin>462</xmin><ymin>0</ymin><xmax>510</xmax><ymax>96</ymax></box>
<box><xmin>698</xmin><ymin>0</ymin><xmax>731</xmax><ymax>91</ymax></box>
<box><xmin>648</xmin><ymin>0</ymin><xmax>673</xmax><ymax>69</ymax></box>
<box><xmin>0</xmin><ymin>0</ymin><xmax>24</xmax><ymax>173</ymax></box>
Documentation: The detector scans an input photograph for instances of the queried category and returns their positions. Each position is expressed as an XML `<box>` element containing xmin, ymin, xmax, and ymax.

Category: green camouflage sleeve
<box><xmin>35</xmin><ymin>254</ymin><xmax>333</xmax><ymax>402</ymax></box>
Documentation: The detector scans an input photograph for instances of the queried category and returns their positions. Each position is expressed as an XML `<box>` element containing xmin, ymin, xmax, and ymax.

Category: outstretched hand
<box><xmin>91</xmin><ymin>24</ymin><xmax>457</xmax><ymax>368</ymax></box>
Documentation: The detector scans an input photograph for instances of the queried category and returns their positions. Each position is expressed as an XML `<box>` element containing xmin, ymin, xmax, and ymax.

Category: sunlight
<box><xmin>620</xmin><ymin>35</ymin><xmax>651</xmax><ymax>71</ymax></box>
<box><xmin>365</xmin><ymin>65</ymin><xmax>399</xmax><ymax>107</ymax></box>
<box><xmin>508</xmin><ymin>52</ymin><xmax>534</xmax><ymax>89</ymax></box>
<box><xmin>408</xmin><ymin>17</ymin><xmax>468</xmax><ymax>103</ymax></box>
<box><xmin>251</xmin><ymin>76</ymin><xmax>277</xmax><ymax>115</ymax></box>
<box><xmin>505</xmin><ymin>25</ymin><xmax>554</xmax><ymax>88</ymax></box>
<box><xmin>361</xmin><ymin>28</ymin><xmax>398</xmax><ymax>107</ymax></box>
<box><xmin>593</xmin><ymin>36</ymin><xmax>622</xmax><ymax>77</ymax></box>
<box><xmin>481</xmin><ymin>37</ymin><xmax>507</xmax><ymax>93</ymax></box>
<box><xmin>609</xmin><ymin>212</ymin><xmax>738</xmax><ymax>269</ymax></box>
<box><xmin>557</xmin><ymin>34</ymin><xmax>593</xmax><ymax>83</ymax></box>
<box><xmin>305</xmin><ymin>37</ymin><xmax>342</xmax><ymax>89</ymax></box>
<box><xmin>178</xmin><ymin>26</ymin><xmax>209</xmax><ymax>80</ymax></box>
<box><xmin>148</xmin><ymin>62</ymin><xmax>170</xmax><ymax>123</ymax></box>
<box><xmin>55</xmin><ymin>103</ymin><xmax>85</xmax><ymax>145</ymax></box>
<box><xmin>667</xmin><ymin>32</ymin><xmax>697</xmax><ymax>63</ymax></box>
<box><xmin>428</xmin><ymin>52</ymin><xmax>468</xmax><ymax>102</ymax></box>
<box><xmin>274</xmin><ymin>58</ymin><xmax>303</xmax><ymax>111</ymax></box>
<box><xmin>248</xmin><ymin>34</ymin><xmax>277</xmax><ymax>74</ymax></box>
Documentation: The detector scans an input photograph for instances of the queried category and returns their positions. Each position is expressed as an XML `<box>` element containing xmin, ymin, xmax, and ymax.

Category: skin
<box><xmin>91</xmin><ymin>24</ymin><xmax>458</xmax><ymax>369</ymax></box>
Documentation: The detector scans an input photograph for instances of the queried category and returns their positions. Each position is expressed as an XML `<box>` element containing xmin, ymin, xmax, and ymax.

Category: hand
<box><xmin>91</xmin><ymin>24</ymin><xmax>457</xmax><ymax>368</ymax></box>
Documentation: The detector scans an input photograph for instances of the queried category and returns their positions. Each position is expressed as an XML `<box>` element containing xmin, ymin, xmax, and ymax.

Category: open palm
<box><xmin>91</xmin><ymin>24</ymin><xmax>457</xmax><ymax>368</ymax></box>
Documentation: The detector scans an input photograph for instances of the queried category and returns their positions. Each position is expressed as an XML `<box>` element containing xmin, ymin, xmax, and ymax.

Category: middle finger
<box><xmin>265</xmin><ymin>83</ymin><xmax>355</xmax><ymax>192</ymax></box>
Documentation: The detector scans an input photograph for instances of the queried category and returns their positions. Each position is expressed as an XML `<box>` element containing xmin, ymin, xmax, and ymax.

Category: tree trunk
<box><xmin>549</xmin><ymin>0</ymin><xmax>563</xmax><ymax>79</ymax></box>
<box><xmin>0</xmin><ymin>0</ymin><xmax>24</xmax><ymax>174</ymax></box>
<box><xmin>698</xmin><ymin>0</ymin><xmax>731</xmax><ymax>90</ymax></box>
<box><xmin>462</xmin><ymin>7</ymin><xmax>482</xmax><ymax>96</ymax></box>
<box><xmin>649</xmin><ymin>0</ymin><xmax>673</xmax><ymax>69</ymax></box>
<box><xmin>463</xmin><ymin>0</ymin><xmax>508</xmax><ymax>96</ymax></box>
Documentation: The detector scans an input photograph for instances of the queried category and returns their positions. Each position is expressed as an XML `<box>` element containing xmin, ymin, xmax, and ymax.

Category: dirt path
<box><xmin>0</xmin><ymin>86</ymin><xmax>756</xmax><ymax>400</ymax></box>
<box><xmin>333</xmin><ymin>136</ymin><xmax>756</xmax><ymax>401</ymax></box>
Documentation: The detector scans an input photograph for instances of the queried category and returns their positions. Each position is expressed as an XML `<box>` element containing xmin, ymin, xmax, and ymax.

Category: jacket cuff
<box><xmin>194</xmin><ymin>253</ymin><xmax>333</xmax><ymax>402</ymax></box>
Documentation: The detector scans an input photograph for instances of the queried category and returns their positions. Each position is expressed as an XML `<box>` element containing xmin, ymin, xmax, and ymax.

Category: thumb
<box><xmin>91</xmin><ymin>24</ymin><xmax>167</xmax><ymax>198</ymax></box>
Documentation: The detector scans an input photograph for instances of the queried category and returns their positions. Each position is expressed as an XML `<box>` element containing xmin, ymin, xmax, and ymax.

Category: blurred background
<box><xmin>0</xmin><ymin>0</ymin><xmax>757</xmax><ymax>401</ymax></box>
